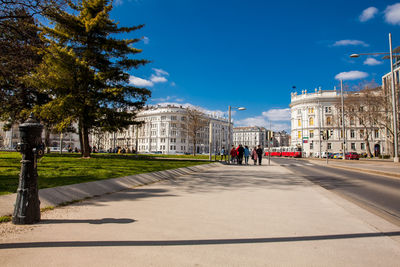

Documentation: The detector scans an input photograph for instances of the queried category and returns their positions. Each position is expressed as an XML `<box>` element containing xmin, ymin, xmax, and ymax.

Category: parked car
<box><xmin>333</xmin><ymin>153</ymin><xmax>343</xmax><ymax>159</ymax></box>
<box><xmin>345</xmin><ymin>152</ymin><xmax>360</xmax><ymax>160</ymax></box>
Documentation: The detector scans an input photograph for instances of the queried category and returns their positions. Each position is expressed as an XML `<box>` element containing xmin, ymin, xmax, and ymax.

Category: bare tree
<box><xmin>342</xmin><ymin>86</ymin><xmax>382</xmax><ymax>157</ymax></box>
<box><xmin>373</xmin><ymin>85</ymin><xmax>399</xmax><ymax>157</ymax></box>
<box><xmin>184</xmin><ymin>107</ymin><xmax>210</xmax><ymax>156</ymax></box>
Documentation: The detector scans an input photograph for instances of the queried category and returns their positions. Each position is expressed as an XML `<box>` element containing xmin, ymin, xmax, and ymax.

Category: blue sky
<box><xmin>111</xmin><ymin>0</ymin><xmax>400</xmax><ymax>131</ymax></box>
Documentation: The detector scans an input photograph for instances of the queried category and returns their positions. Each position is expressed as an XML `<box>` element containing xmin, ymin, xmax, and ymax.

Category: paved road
<box><xmin>1</xmin><ymin>163</ymin><xmax>400</xmax><ymax>266</ymax></box>
<box><xmin>273</xmin><ymin>157</ymin><xmax>400</xmax><ymax>226</ymax></box>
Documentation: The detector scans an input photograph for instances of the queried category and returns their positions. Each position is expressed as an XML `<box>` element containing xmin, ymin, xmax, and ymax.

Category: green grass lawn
<box><xmin>142</xmin><ymin>153</ymin><xmax>210</xmax><ymax>159</ymax></box>
<box><xmin>0</xmin><ymin>152</ymin><xmax>211</xmax><ymax>195</ymax></box>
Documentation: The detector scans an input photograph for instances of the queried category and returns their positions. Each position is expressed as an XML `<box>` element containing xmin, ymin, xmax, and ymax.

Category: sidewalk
<box><xmin>0</xmin><ymin>163</ymin><xmax>220</xmax><ymax>217</ymax></box>
<box><xmin>1</xmin><ymin>162</ymin><xmax>400</xmax><ymax>266</ymax></box>
<box><xmin>302</xmin><ymin>158</ymin><xmax>400</xmax><ymax>179</ymax></box>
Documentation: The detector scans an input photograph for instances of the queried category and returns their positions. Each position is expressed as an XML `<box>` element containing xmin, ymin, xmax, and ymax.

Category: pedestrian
<box><xmin>230</xmin><ymin>145</ymin><xmax>237</xmax><ymax>164</ymax></box>
<box><xmin>244</xmin><ymin>145</ymin><xmax>250</xmax><ymax>165</ymax></box>
<box><xmin>220</xmin><ymin>146</ymin><xmax>226</xmax><ymax>161</ymax></box>
<box><xmin>256</xmin><ymin>145</ymin><xmax>263</xmax><ymax>165</ymax></box>
<box><xmin>237</xmin><ymin>144</ymin><xmax>244</xmax><ymax>165</ymax></box>
<box><xmin>251</xmin><ymin>146</ymin><xmax>258</xmax><ymax>165</ymax></box>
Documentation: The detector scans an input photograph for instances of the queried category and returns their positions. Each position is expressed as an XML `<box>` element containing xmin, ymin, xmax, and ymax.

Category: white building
<box><xmin>233</xmin><ymin>126</ymin><xmax>267</xmax><ymax>148</ymax></box>
<box><xmin>272</xmin><ymin>130</ymin><xmax>290</xmax><ymax>147</ymax></box>
<box><xmin>290</xmin><ymin>88</ymin><xmax>387</xmax><ymax>157</ymax></box>
<box><xmin>0</xmin><ymin>121</ymin><xmax>80</xmax><ymax>151</ymax></box>
<box><xmin>382</xmin><ymin>52</ymin><xmax>400</xmax><ymax>158</ymax></box>
<box><xmin>93</xmin><ymin>105</ymin><xmax>230</xmax><ymax>154</ymax></box>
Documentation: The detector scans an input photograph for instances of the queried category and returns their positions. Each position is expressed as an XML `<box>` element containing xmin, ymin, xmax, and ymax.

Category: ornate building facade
<box><xmin>290</xmin><ymin>88</ymin><xmax>387</xmax><ymax>157</ymax></box>
<box><xmin>232</xmin><ymin>126</ymin><xmax>267</xmax><ymax>148</ymax></box>
<box><xmin>92</xmin><ymin>105</ymin><xmax>230</xmax><ymax>154</ymax></box>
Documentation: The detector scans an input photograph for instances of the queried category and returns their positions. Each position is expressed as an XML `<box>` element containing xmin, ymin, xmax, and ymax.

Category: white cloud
<box><xmin>143</xmin><ymin>36</ymin><xmax>149</xmax><ymax>44</ymax></box>
<box><xmin>151</xmin><ymin>96</ymin><xmax>184</xmax><ymax>102</ymax></box>
<box><xmin>359</xmin><ymin>7</ymin><xmax>379</xmax><ymax>22</ymax></box>
<box><xmin>129</xmin><ymin>68</ymin><xmax>170</xmax><ymax>87</ymax></box>
<box><xmin>150</xmin><ymin>75</ymin><xmax>167</xmax><ymax>83</ymax></box>
<box><xmin>129</xmin><ymin>75</ymin><xmax>153</xmax><ymax>87</ymax></box>
<box><xmin>335</xmin><ymin>71</ymin><xmax>369</xmax><ymax>81</ymax></box>
<box><xmin>385</xmin><ymin>3</ymin><xmax>400</xmax><ymax>25</ymax></box>
<box><xmin>153</xmin><ymin>68</ymin><xmax>169</xmax><ymax>76</ymax></box>
<box><xmin>151</xmin><ymin>102</ymin><xmax>227</xmax><ymax>117</ymax></box>
<box><xmin>236</xmin><ymin>116</ymin><xmax>268</xmax><ymax>128</ymax></box>
<box><xmin>114</xmin><ymin>0</ymin><xmax>123</xmax><ymax>6</ymax></box>
<box><xmin>235</xmin><ymin>116</ymin><xmax>290</xmax><ymax>131</ymax></box>
<box><xmin>363</xmin><ymin>57</ymin><xmax>383</xmax><ymax>66</ymax></box>
<box><xmin>333</xmin><ymin>40</ymin><xmax>369</xmax><ymax>47</ymax></box>
<box><xmin>262</xmin><ymin>108</ymin><xmax>291</xmax><ymax>121</ymax></box>
<box><xmin>236</xmin><ymin>108</ymin><xmax>291</xmax><ymax>132</ymax></box>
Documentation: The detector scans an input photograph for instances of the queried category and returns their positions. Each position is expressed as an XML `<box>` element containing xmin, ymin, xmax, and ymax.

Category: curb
<box><xmin>302</xmin><ymin>159</ymin><xmax>400</xmax><ymax>179</ymax></box>
<box><xmin>0</xmin><ymin>162</ymin><xmax>221</xmax><ymax>217</ymax></box>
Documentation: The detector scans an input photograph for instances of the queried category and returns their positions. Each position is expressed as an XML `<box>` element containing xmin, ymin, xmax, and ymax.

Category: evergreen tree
<box><xmin>0</xmin><ymin>8</ymin><xmax>48</xmax><ymax>128</ymax></box>
<box><xmin>31</xmin><ymin>0</ymin><xmax>151</xmax><ymax>157</ymax></box>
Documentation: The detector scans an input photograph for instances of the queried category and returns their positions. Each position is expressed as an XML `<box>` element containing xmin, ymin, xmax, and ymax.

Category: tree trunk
<box><xmin>78</xmin><ymin>120</ymin><xmax>83</xmax><ymax>154</ymax></box>
<box><xmin>81</xmin><ymin>124</ymin><xmax>90</xmax><ymax>158</ymax></box>
<box><xmin>44</xmin><ymin>126</ymin><xmax>51</xmax><ymax>153</ymax></box>
<box><xmin>78</xmin><ymin>118</ymin><xmax>91</xmax><ymax>157</ymax></box>
<box><xmin>365</xmin><ymin>133</ymin><xmax>373</xmax><ymax>158</ymax></box>
<box><xmin>193</xmin><ymin>139</ymin><xmax>196</xmax><ymax>156</ymax></box>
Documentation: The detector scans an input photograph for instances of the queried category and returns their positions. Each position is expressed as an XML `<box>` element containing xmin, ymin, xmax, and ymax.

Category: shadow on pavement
<box><xmin>1</xmin><ymin>231</ymin><xmax>400</xmax><ymax>249</ymax></box>
<box><xmin>69</xmin><ymin>188</ymin><xmax>177</xmax><ymax>207</ymax></box>
<box><xmin>165</xmin><ymin>167</ymin><xmax>311</xmax><ymax>193</ymax></box>
<box><xmin>39</xmin><ymin>218</ymin><xmax>136</xmax><ymax>225</ymax></box>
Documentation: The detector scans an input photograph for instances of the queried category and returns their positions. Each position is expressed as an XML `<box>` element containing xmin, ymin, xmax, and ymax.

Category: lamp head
<box><xmin>238</xmin><ymin>107</ymin><xmax>246</xmax><ymax>111</ymax></box>
<box><xmin>350</xmin><ymin>54</ymin><xmax>360</xmax><ymax>58</ymax></box>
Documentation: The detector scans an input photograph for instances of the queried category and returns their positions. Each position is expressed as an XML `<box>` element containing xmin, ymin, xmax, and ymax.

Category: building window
<box><xmin>310</xmin><ymin>130</ymin><xmax>314</xmax><ymax>138</ymax></box>
<box><xmin>297</xmin><ymin>109</ymin><xmax>301</xmax><ymax>115</ymax></box>
<box><xmin>360</xmin><ymin>130</ymin><xmax>364</xmax><ymax>139</ymax></box>
<box><xmin>361</xmin><ymin>143</ymin><xmax>365</xmax><ymax>150</ymax></box>
<box><xmin>170</xmin><ymin>138</ymin><xmax>176</xmax><ymax>143</ymax></box>
<box><xmin>327</xmin><ymin>143</ymin><xmax>332</xmax><ymax>150</ymax></box>
<box><xmin>161</xmin><ymin>116</ymin><xmax>166</xmax><ymax>120</ymax></box>
<box><xmin>351</xmin><ymin>143</ymin><xmax>356</xmax><ymax>150</ymax></box>
<box><xmin>325</xmin><ymin>106</ymin><xmax>332</xmax><ymax>113</ymax></box>
<box><xmin>350</xmin><ymin>117</ymin><xmax>355</xmax><ymax>126</ymax></box>
<box><xmin>374</xmin><ymin>130</ymin><xmax>379</xmax><ymax>138</ymax></box>
<box><xmin>171</xmin><ymin>116</ymin><xmax>177</xmax><ymax>120</ymax></box>
<box><xmin>326</xmin><ymin>117</ymin><xmax>332</xmax><ymax>125</ymax></box>
<box><xmin>350</xmin><ymin>130</ymin><xmax>355</xmax><ymax>138</ymax></box>
<box><xmin>181</xmin><ymin>116</ymin><xmax>186</xmax><ymax>121</ymax></box>
<box><xmin>308</xmin><ymin>107</ymin><xmax>314</xmax><ymax>114</ymax></box>
<box><xmin>309</xmin><ymin>117</ymin><xmax>314</xmax><ymax>126</ymax></box>
<box><xmin>298</xmin><ymin>131</ymin><xmax>301</xmax><ymax>139</ymax></box>
<box><xmin>298</xmin><ymin>119</ymin><xmax>301</xmax><ymax>127</ymax></box>
<box><xmin>310</xmin><ymin>142</ymin><xmax>314</xmax><ymax>149</ymax></box>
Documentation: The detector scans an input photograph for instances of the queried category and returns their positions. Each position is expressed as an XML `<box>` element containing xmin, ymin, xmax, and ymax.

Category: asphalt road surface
<box><xmin>272</xmin><ymin>157</ymin><xmax>400</xmax><ymax>226</ymax></box>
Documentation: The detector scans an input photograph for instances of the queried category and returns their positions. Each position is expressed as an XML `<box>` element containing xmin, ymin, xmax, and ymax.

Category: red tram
<box><xmin>265</xmin><ymin>146</ymin><xmax>302</xmax><ymax>158</ymax></box>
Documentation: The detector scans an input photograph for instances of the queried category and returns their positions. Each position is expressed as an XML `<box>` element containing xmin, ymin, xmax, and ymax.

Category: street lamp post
<box><xmin>341</xmin><ymin>80</ymin><xmax>346</xmax><ymax>160</ymax></box>
<box><xmin>350</xmin><ymin>33</ymin><xmax>399</xmax><ymax>162</ymax></box>
<box><xmin>227</xmin><ymin>105</ymin><xmax>246</xmax><ymax>151</ymax></box>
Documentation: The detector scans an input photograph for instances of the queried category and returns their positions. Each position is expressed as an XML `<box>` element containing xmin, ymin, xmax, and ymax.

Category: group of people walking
<box><xmin>220</xmin><ymin>145</ymin><xmax>263</xmax><ymax>165</ymax></box>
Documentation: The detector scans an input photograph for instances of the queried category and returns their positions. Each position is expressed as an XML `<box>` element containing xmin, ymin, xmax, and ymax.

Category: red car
<box><xmin>345</xmin><ymin>152</ymin><xmax>360</xmax><ymax>160</ymax></box>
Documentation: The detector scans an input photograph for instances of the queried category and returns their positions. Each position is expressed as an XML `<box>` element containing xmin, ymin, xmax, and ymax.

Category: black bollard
<box><xmin>12</xmin><ymin>114</ymin><xmax>44</xmax><ymax>225</ymax></box>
